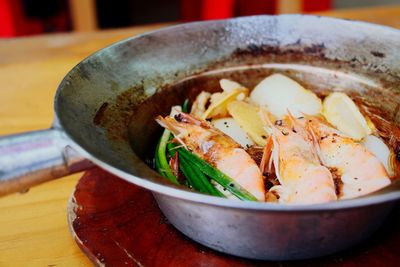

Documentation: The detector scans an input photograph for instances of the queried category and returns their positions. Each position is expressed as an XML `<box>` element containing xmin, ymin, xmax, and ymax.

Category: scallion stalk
<box><xmin>179</xmin><ymin>156</ymin><xmax>208</xmax><ymax>193</ymax></box>
<box><xmin>178</xmin><ymin>148</ymin><xmax>258</xmax><ymax>201</ymax></box>
<box><xmin>168</xmin><ymin>142</ymin><xmax>224</xmax><ymax>197</ymax></box>
<box><xmin>180</xmin><ymin>156</ymin><xmax>225</xmax><ymax>197</ymax></box>
<box><xmin>155</xmin><ymin>142</ymin><xmax>162</xmax><ymax>171</ymax></box>
<box><xmin>156</xmin><ymin>129</ymin><xmax>179</xmax><ymax>184</ymax></box>
<box><xmin>182</xmin><ymin>99</ymin><xmax>190</xmax><ymax>113</ymax></box>
<box><xmin>184</xmin><ymin>156</ymin><xmax>225</xmax><ymax>197</ymax></box>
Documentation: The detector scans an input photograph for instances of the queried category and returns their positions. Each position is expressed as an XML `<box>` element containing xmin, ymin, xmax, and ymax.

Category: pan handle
<box><xmin>0</xmin><ymin>128</ymin><xmax>93</xmax><ymax>196</ymax></box>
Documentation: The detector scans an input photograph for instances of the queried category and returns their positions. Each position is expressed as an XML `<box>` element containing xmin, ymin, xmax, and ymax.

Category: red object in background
<box><xmin>0</xmin><ymin>0</ymin><xmax>16</xmax><ymax>36</ymax></box>
<box><xmin>180</xmin><ymin>0</ymin><xmax>201</xmax><ymax>21</ymax></box>
<box><xmin>303</xmin><ymin>0</ymin><xmax>332</xmax><ymax>12</ymax></box>
<box><xmin>237</xmin><ymin>0</ymin><xmax>276</xmax><ymax>16</ymax></box>
<box><xmin>0</xmin><ymin>0</ymin><xmax>42</xmax><ymax>37</ymax></box>
<box><xmin>0</xmin><ymin>0</ymin><xmax>69</xmax><ymax>37</ymax></box>
<box><xmin>180</xmin><ymin>0</ymin><xmax>331</xmax><ymax>21</ymax></box>
<box><xmin>201</xmin><ymin>0</ymin><xmax>234</xmax><ymax>20</ymax></box>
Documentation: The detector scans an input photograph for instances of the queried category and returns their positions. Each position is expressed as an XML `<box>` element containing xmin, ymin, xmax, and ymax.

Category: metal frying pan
<box><xmin>1</xmin><ymin>15</ymin><xmax>400</xmax><ymax>260</ymax></box>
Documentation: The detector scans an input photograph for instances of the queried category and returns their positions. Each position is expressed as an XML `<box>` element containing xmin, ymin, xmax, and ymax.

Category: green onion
<box><xmin>182</xmin><ymin>99</ymin><xmax>190</xmax><ymax>113</ymax></box>
<box><xmin>156</xmin><ymin>129</ymin><xmax>179</xmax><ymax>184</ymax></box>
<box><xmin>178</xmin><ymin>148</ymin><xmax>258</xmax><ymax>201</ymax></box>
<box><xmin>155</xmin><ymin>142</ymin><xmax>162</xmax><ymax>171</ymax></box>
<box><xmin>168</xmin><ymin>142</ymin><xmax>224</xmax><ymax>197</ymax></box>
<box><xmin>166</xmin><ymin>142</ymin><xmax>177</xmax><ymax>157</ymax></box>
<box><xmin>179</xmin><ymin>156</ymin><xmax>208</xmax><ymax>193</ymax></box>
<box><xmin>180</xmin><ymin>156</ymin><xmax>225</xmax><ymax>197</ymax></box>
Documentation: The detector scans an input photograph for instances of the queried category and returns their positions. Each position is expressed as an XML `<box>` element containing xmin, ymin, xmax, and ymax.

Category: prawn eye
<box><xmin>174</xmin><ymin>114</ymin><xmax>184</xmax><ymax>122</ymax></box>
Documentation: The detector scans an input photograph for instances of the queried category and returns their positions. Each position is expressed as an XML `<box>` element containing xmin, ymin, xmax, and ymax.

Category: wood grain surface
<box><xmin>70</xmin><ymin>168</ymin><xmax>400</xmax><ymax>267</ymax></box>
<box><xmin>0</xmin><ymin>24</ymin><xmax>168</xmax><ymax>267</ymax></box>
<box><xmin>0</xmin><ymin>6</ymin><xmax>400</xmax><ymax>266</ymax></box>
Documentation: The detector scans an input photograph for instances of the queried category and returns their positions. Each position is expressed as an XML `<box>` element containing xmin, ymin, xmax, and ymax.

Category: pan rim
<box><xmin>55</xmin><ymin>14</ymin><xmax>400</xmax><ymax>212</ymax></box>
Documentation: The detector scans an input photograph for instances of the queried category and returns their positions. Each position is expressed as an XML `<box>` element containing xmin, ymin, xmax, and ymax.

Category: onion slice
<box><xmin>323</xmin><ymin>92</ymin><xmax>371</xmax><ymax>140</ymax></box>
<box><xmin>362</xmin><ymin>135</ymin><xmax>393</xmax><ymax>176</ymax></box>
<box><xmin>249</xmin><ymin>73</ymin><xmax>322</xmax><ymax>118</ymax></box>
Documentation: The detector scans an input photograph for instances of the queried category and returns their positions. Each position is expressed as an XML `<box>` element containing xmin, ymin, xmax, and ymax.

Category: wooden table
<box><xmin>0</xmin><ymin>6</ymin><xmax>399</xmax><ymax>266</ymax></box>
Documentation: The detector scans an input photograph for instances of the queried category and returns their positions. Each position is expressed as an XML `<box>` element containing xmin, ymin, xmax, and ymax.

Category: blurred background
<box><xmin>0</xmin><ymin>0</ymin><xmax>399</xmax><ymax>37</ymax></box>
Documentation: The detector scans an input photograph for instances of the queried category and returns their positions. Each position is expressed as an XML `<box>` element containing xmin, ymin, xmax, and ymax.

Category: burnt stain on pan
<box><xmin>93</xmin><ymin>102</ymin><xmax>109</xmax><ymax>125</ymax></box>
<box><xmin>232</xmin><ymin>42</ymin><xmax>327</xmax><ymax>61</ymax></box>
<box><xmin>93</xmin><ymin>85</ymin><xmax>147</xmax><ymax>143</ymax></box>
<box><xmin>371</xmin><ymin>51</ymin><xmax>386</xmax><ymax>58</ymax></box>
<box><xmin>303</xmin><ymin>43</ymin><xmax>326</xmax><ymax>54</ymax></box>
<box><xmin>228</xmin><ymin>43</ymin><xmax>398</xmax><ymax>86</ymax></box>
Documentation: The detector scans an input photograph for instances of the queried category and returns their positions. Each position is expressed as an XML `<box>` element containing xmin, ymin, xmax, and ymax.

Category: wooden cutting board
<box><xmin>68</xmin><ymin>168</ymin><xmax>400</xmax><ymax>267</ymax></box>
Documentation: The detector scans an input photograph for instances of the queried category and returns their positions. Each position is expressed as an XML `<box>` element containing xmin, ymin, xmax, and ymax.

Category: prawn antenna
<box><xmin>287</xmin><ymin>110</ymin><xmax>310</xmax><ymax>140</ymax></box>
<box><xmin>259</xmin><ymin>107</ymin><xmax>279</xmax><ymax>136</ymax></box>
<box><xmin>260</xmin><ymin>136</ymin><xmax>273</xmax><ymax>174</ymax></box>
<box><xmin>155</xmin><ymin>116</ymin><xmax>188</xmax><ymax>149</ymax></box>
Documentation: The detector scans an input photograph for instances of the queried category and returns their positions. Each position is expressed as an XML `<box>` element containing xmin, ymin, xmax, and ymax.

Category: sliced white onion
<box><xmin>212</xmin><ymin>118</ymin><xmax>254</xmax><ymax>148</ymax></box>
<box><xmin>323</xmin><ymin>92</ymin><xmax>371</xmax><ymax>140</ymax></box>
<box><xmin>249</xmin><ymin>73</ymin><xmax>322</xmax><ymax>118</ymax></box>
<box><xmin>362</xmin><ymin>135</ymin><xmax>393</xmax><ymax>176</ymax></box>
<box><xmin>220</xmin><ymin>79</ymin><xmax>243</xmax><ymax>93</ymax></box>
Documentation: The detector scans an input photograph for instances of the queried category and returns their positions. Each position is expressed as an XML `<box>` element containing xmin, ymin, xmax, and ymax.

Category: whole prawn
<box><xmin>156</xmin><ymin>111</ymin><xmax>265</xmax><ymax>201</ymax></box>
<box><xmin>265</xmin><ymin>114</ymin><xmax>337</xmax><ymax>204</ymax></box>
<box><xmin>306</xmin><ymin>116</ymin><xmax>391</xmax><ymax>199</ymax></box>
